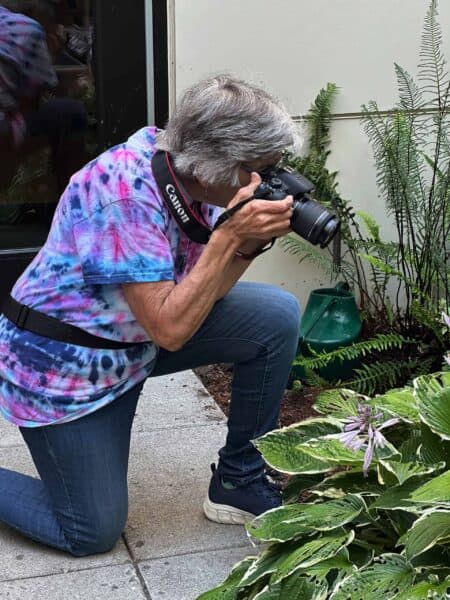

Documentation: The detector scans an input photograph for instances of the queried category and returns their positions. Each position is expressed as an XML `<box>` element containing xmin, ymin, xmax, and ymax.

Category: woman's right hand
<box><xmin>219</xmin><ymin>172</ymin><xmax>294</xmax><ymax>243</ymax></box>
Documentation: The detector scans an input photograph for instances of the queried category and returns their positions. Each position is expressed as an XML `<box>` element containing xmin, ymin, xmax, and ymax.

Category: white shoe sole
<box><xmin>203</xmin><ymin>497</ymin><xmax>256</xmax><ymax>525</ymax></box>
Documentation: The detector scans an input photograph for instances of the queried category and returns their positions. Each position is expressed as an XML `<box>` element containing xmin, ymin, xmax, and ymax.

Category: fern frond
<box><xmin>394</xmin><ymin>63</ymin><xmax>426</xmax><ymax>113</ymax></box>
<box><xmin>418</xmin><ymin>0</ymin><xmax>449</xmax><ymax>104</ymax></box>
<box><xmin>308</xmin><ymin>82</ymin><xmax>340</xmax><ymax>154</ymax></box>
<box><xmin>344</xmin><ymin>360</ymin><xmax>419</xmax><ymax>395</ymax></box>
<box><xmin>279</xmin><ymin>235</ymin><xmax>338</xmax><ymax>278</ymax></box>
<box><xmin>302</xmin><ymin>368</ymin><xmax>330</xmax><ymax>388</ymax></box>
<box><xmin>355</xmin><ymin>211</ymin><xmax>380</xmax><ymax>242</ymax></box>
<box><xmin>294</xmin><ymin>333</ymin><xmax>406</xmax><ymax>371</ymax></box>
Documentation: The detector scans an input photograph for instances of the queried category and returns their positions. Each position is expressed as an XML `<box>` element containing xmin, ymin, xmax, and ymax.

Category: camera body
<box><xmin>255</xmin><ymin>167</ymin><xmax>340</xmax><ymax>248</ymax></box>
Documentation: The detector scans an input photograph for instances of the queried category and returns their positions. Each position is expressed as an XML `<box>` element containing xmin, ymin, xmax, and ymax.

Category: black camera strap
<box><xmin>151</xmin><ymin>151</ymin><xmax>212</xmax><ymax>244</ymax></box>
<box><xmin>1</xmin><ymin>295</ymin><xmax>142</xmax><ymax>349</ymax></box>
<box><xmin>152</xmin><ymin>150</ymin><xmax>260</xmax><ymax>244</ymax></box>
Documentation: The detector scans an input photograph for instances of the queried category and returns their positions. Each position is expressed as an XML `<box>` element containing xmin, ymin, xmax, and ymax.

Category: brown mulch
<box><xmin>194</xmin><ymin>363</ymin><xmax>322</xmax><ymax>428</ymax></box>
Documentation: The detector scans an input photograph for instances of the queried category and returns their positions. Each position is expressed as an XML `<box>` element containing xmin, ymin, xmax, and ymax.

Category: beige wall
<box><xmin>167</xmin><ymin>0</ymin><xmax>450</xmax><ymax>308</ymax></box>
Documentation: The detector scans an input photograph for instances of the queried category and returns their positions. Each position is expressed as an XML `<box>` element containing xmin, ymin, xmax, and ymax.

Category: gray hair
<box><xmin>156</xmin><ymin>74</ymin><xmax>300</xmax><ymax>186</ymax></box>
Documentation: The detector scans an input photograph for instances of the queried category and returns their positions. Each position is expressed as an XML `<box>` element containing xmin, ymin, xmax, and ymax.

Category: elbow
<box><xmin>158</xmin><ymin>338</ymin><xmax>185</xmax><ymax>352</ymax></box>
<box><xmin>153</xmin><ymin>326</ymin><xmax>187</xmax><ymax>352</ymax></box>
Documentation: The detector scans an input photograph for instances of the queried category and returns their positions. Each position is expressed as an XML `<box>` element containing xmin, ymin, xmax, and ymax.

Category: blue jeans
<box><xmin>0</xmin><ymin>282</ymin><xmax>300</xmax><ymax>556</ymax></box>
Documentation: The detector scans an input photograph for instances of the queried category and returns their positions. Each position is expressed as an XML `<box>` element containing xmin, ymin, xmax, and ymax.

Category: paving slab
<box><xmin>139</xmin><ymin>545</ymin><xmax>257</xmax><ymax>600</ymax></box>
<box><xmin>0</xmin><ymin>417</ymin><xmax>23</xmax><ymax>448</ymax></box>
<box><xmin>0</xmin><ymin>563</ymin><xmax>146</xmax><ymax>600</ymax></box>
<box><xmin>126</xmin><ymin>424</ymin><xmax>251</xmax><ymax>560</ymax></box>
<box><xmin>0</xmin><ymin>445</ymin><xmax>130</xmax><ymax>581</ymax></box>
<box><xmin>133</xmin><ymin>370</ymin><xmax>225</xmax><ymax>433</ymax></box>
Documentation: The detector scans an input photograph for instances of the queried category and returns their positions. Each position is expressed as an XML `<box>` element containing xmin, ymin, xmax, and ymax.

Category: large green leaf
<box><xmin>239</xmin><ymin>543</ymin><xmax>296</xmax><ymax>588</ymax></box>
<box><xmin>270</xmin><ymin>530</ymin><xmax>354</xmax><ymax>585</ymax></box>
<box><xmin>300</xmin><ymin>436</ymin><xmax>398</xmax><ymax>466</ymax></box>
<box><xmin>398</xmin><ymin>509</ymin><xmax>450</xmax><ymax>559</ymax></box>
<box><xmin>247</xmin><ymin>495</ymin><xmax>366</xmax><ymax>542</ymax></box>
<box><xmin>283</xmin><ymin>475</ymin><xmax>324</xmax><ymax>504</ymax></box>
<box><xmin>419</xmin><ymin>424</ymin><xmax>450</xmax><ymax>466</ymax></box>
<box><xmin>254</xmin><ymin>419</ymin><xmax>341</xmax><ymax>475</ymax></box>
<box><xmin>311</xmin><ymin>469</ymin><xmax>383</xmax><ymax>499</ymax></box>
<box><xmin>409</xmin><ymin>470</ymin><xmax>450</xmax><ymax>504</ymax></box>
<box><xmin>417</xmin><ymin>384</ymin><xmax>450</xmax><ymax>441</ymax></box>
<box><xmin>369</xmin><ymin>388</ymin><xmax>420</xmax><ymax>422</ymax></box>
<box><xmin>330</xmin><ymin>554</ymin><xmax>415</xmax><ymax>599</ymax></box>
<box><xmin>378</xmin><ymin>459</ymin><xmax>444</xmax><ymax>485</ymax></box>
<box><xmin>369</xmin><ymin>478</ymin><xmax>428</xmax><ymax>513</ymax></box>
<box><xmin>196</xmin><ymin>557</ymin><xmax>256</xmax><ymax>600</ymax></box>
<box><xmin>254</xmin><ymin>570</ymin><xmax>328</xmax><ymax>600</ymax></box>
<box><xmin>395</xmin><ymin>579</ymin><xmax>450</xmax><ymax>599</ymax></box>
<box><xmin>313</xmin><ymin>389</ymin><xmax>362</xmax><ymax>419</ymax></box>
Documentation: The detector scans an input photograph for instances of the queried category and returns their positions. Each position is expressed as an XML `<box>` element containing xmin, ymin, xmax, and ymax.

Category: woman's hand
<box><xmin>220</xmin><ymin>172</ymin><xmax>293</xmax><ymax>243</ymax></box>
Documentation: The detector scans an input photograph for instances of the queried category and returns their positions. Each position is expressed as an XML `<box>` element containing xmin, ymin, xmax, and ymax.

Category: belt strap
<box><xmin>1</xmin><ymin>296</ymin><xmax>141</xmax><ymax>349</ymax></box>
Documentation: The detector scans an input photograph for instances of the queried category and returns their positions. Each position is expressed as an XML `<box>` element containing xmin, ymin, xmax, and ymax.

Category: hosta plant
<box><xmin>198</xmin><ymin>371</ymin><xmax>450</xmax><ymax>599</ymax></box>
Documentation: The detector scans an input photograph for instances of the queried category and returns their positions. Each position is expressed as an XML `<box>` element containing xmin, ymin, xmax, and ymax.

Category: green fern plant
<box><xmin>282</xmin><ymin>0</ymin><xmax>450</xmax><ymax>394</ymax></box>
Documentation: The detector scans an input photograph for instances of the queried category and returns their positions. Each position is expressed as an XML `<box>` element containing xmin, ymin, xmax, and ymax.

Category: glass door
<box><xmin>0</xmin><ymin>0</ymin><xmax>149</xmax><ymax>299</ymax></box>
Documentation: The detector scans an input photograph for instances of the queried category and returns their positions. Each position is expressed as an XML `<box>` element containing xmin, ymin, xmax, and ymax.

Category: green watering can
<box><xmin>293</xmin><ymin>282</ymin><xmax>362</xmax><ymax>381</ymax></box>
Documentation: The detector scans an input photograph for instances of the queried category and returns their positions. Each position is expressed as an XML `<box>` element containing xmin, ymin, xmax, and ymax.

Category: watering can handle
<box><xmin>301</xmin><ymin>297</ymin><xmax>337</xmax><ymax>339</ymax></box>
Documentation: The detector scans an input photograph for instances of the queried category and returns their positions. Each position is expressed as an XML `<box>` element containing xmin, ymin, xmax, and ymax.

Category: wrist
<box><xmin>235</xmin><ymin>238</ymin><xmax>276</xmax><ymax>261</ymax></box>
<box><xmin>209</xmin><ymin>226</ymin><xmax>242</xmax><ymax>254</ymax></box>
<box><xmin>238</xmin><ymin>238</ymin><xmax>272</xmax><ymax>253</ymax></box>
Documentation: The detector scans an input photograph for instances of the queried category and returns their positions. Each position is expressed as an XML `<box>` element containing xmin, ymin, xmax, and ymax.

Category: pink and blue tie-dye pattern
<box><xmin>0</xmin><ymin>126</ymin><xmax>220</xmax><ymax>427</ymax></box>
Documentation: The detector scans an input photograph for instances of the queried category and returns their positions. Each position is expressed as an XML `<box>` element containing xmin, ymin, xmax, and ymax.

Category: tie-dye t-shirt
<box><xmin>0</xmin><ymin>126</ymin><xmax>220</xmax><ymax>427</ymax></box>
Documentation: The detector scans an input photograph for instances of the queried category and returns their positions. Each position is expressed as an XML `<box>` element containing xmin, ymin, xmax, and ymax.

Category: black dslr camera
<box><xmin>255</xmin><ymin>167</ymin><xmax>340</xmax><ymax>248</ymax></box>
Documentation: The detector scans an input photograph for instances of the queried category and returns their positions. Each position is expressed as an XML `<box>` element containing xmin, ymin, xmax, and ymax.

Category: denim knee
<box><xmin>260</xmin><ymin>288</ymin><xmax>301</xmax><ymax>345</ymax></box>
<box><xmin>67</xmin><ymin>509</ymin><xmax>127</xmax><ymax>557</ymax></box>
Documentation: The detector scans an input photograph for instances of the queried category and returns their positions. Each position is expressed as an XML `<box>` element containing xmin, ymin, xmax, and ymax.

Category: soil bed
<box><xmin>194</xmin><ymin>364</ymin><xmax>321</xmax><ymax>428</ymax></box>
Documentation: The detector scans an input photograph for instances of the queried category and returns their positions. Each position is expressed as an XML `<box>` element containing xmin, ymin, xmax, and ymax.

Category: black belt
<box><xmin>1</xmin><ymin>295</ymin><xmax>141</xmax><ymax>349</ymax></box>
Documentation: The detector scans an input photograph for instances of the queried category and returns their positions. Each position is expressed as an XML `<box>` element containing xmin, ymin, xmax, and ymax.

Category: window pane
<box><xmin>0</xmin><ymin>0</ymin><xmax>95</xmax><ymax>250</ymax></box>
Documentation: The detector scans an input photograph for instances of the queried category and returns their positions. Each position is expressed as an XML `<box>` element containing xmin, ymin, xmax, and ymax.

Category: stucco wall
<box><xmin>167</xmin><ymin>0</ymin><xmax>450</xmax><ymax>308</ymax></box>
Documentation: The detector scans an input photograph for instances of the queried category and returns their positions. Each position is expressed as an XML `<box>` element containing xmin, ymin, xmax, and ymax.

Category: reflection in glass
<box><xmin>0</xmin><ymin>0</ymin><xmax>94</xmax><ymax>250</ymax></box>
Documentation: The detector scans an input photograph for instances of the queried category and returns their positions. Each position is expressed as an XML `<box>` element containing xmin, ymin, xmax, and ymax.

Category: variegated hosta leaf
<box><xmin>311</xmin><ymin>469</ymin><xmax>383</xmax><ymax>499</ymax></box>
<box><xmin>369</xmin><ymin>388</ymin><xmax>420</xmax><ymax>422</ymax></box>
<box><xmin>369</xmin><ymin>478</ymin><xmax>428</xmax><ymax>513</ymax></box>
<box><xmin>418</xmin><ymin>424</ymin><xmax>450</xmax><ymax>466</ymax></box>
<box><xmin>313</xmin><ymin>389</ymin><xmax>362</xmax><ymax>419</ymax></box>
<box><xmin>283</xmin><ymin>475</ymin><xmax>324</xmax><ymax>504</ymax></box>
<box><xmin>414</xmin><ymin>372</ymin><xmax>450</xmax><ymax>401</ymax></box>
<box><xmin>270</xmin><ymin>530</ymin><xmax>354</xmax><ymax>585</ymax></box>
<box><xmin>330</xmin><ymin>554</ymin><xmax>415</xmax><ymax>599</ymax></box>
<box><xmin>254</xmin><ymin>570</ymin><xmax>328</xmax><ymax>600</ymax></box>
<box><xmin>417</xmin><ymin>383</ymin><xmax>450</xmax><ymax>441</ymax></box>
<box><xmin>398</xmin><ymin>509</ymin><xmax>450</xmax><ymax>560</ymax></box>
<box><xmin>378</xmin><ymin>459</ymin><xmax>445</xmax><ymax>485</ymax></box>
<box><xmin>395</xmin><ymin>579</ymin><xmax>450</xmax><ymax>600</ymax></box>
<box><xmin>409</xmin><ymin>470</ymin><xmax>450</xmax><ymax>505</ymax></box>
<box><xmin>398</xmin><ymin>429</ymin><xmax>422</xmax><ymax>462</ymax></box>
<box><xmin>239</xmin><ymin>543</ymin><xmax>296</xmax><ymax>588</ymax></box>
<box><xmin>246</xmin><ymin>495</ymin><xmax>366</xmax><ymax>542</ymax></box>
<box><xmin>300</xmin><ymin>436</ymin><xmax>399</xmax><ymax>466</ymax></box>
<box><xmin>254</xmin><ymin>419</ymin><xmax>341</xmax><ymax>475</ymax></box>
<box><xmin>196</xmin><ymin>557</ymin><xmax>256</xmax><ymax>600</ymax></box>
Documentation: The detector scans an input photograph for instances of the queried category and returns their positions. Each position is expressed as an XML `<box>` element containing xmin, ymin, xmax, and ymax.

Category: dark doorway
<box><xmin>0</xmin><ymin>0</ymin><xmax>168</xmax><ymax>301</ymax></box>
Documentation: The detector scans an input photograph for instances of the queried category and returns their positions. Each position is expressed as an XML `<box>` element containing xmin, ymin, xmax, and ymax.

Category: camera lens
<box><xmin>290</xmin><ymin>197</ymin><xmax>340</xmax><ymax>248</ymax></box>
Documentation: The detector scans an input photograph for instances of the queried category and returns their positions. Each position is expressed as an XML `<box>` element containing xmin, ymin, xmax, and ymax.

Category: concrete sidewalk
<box><xmin>0</xmin><ymin>371</ymin><xmax>256</xmax><ymax>599</ymax></box>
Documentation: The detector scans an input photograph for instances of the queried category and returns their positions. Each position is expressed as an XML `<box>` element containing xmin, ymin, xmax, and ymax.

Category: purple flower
<box><xmin>442</xmin><ymin>313</ymin><xmax>450</xmax><ymax>329</ymax></box>
<box><xmin>337</xmin><ymin>403</ymin><xmax>400</xmax><ymax>476</ymax></box>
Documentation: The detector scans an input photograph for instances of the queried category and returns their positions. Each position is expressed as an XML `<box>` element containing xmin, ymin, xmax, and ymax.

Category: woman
<box><xmin>0</xmin><ymin>74</ymin><xmax>301</xmax><ymax>556</ymax></box>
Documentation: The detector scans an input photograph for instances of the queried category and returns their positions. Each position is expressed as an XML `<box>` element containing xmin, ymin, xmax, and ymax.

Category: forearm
<box><xmin>215</xmin><ymin>238</ymin><xmax>271</xmax><ymax>299</ymax></box>
<box><xmin>155</xmin><ymin>228</ymin><xmax>242</xmax><ymax>349</ymax></box>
